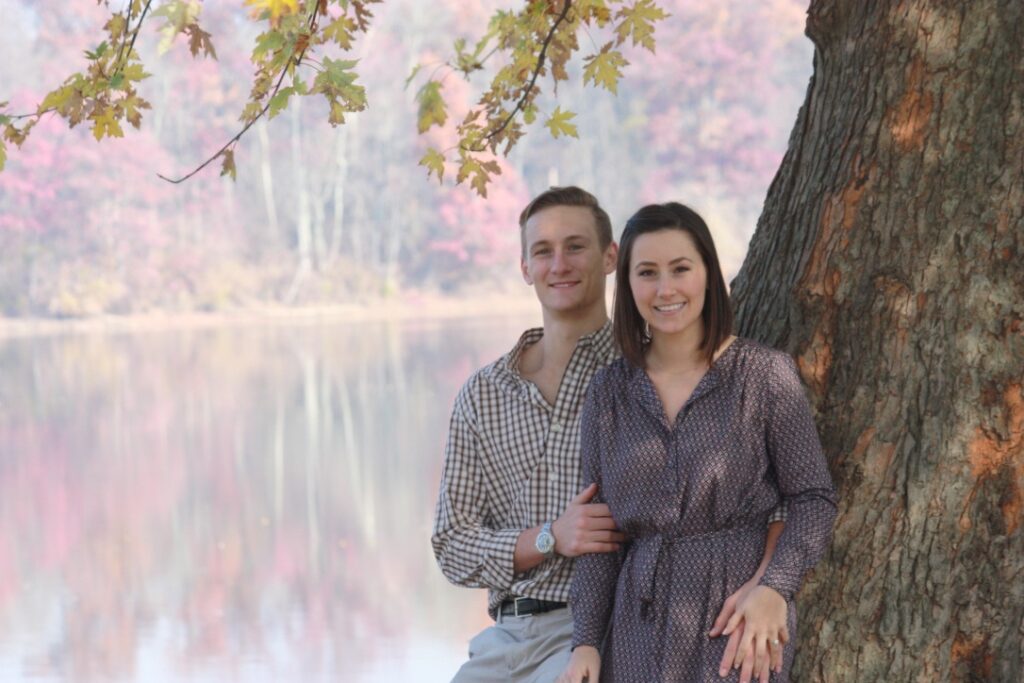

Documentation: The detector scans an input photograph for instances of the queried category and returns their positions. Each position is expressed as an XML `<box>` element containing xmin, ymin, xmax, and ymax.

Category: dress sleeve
<box><xmin>570</xmin><ymin>371</ymin><xmax>627</xmax><ymax>649</ymax></box>
<box><xmin>431</xmin><ymin>383</ymin><xmax>520</xmax><ymax>591</ymax></box>
<box><xmin>757</xmin><ymin>352</ymin><xmax>838</xmax><ymax>601</ymax></box>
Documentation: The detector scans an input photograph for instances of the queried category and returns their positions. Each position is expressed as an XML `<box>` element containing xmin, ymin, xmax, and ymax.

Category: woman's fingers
<box><xmin>718</xmin><ymin>621</ymin><xmax>743</xmax><ymax>676</ymax></box>
<box><xmin>721</xmin><ymin>608</ymin><xmax>744</xmax><ymax>637</ymax></box>
<box><xmin>769</xmin><ymin>634</ymin><xmax>783</xmax><ymax>673</ymax></box>
<box><xmin>758</xmin><ymin>649</ymin><xmax>772</xmax><ymax>683</ymax></box>
<box><xmin>753</xmin><ymin>634</ymin><xmax>768</xmax><ymax>680</ymax></box>
<box><xmin>709</xmin><ymin>596</ymin><xmax>736</xmax><ymax>637</ymax></box>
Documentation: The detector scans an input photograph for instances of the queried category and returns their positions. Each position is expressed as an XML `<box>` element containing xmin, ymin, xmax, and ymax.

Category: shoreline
<box><xmin>0</xmin><ymin>291</ymin><xmax>542</xmax><ymax>339</ymax></box>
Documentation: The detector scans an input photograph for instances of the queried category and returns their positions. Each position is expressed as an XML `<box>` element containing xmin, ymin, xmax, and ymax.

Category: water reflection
<box><xmin>0</xmin><ymin>316</ymin><xmax>537</xmax><ymax>682</ymax></box>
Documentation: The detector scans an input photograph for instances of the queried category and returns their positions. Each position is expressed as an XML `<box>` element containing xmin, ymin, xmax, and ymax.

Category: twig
<box><xmin>158</xmin><ymin>9</ymin><xmax>319</xmax><ymax>184</ymax></box>
<box><xmin>114</xmin><ymin>0</ymin><xmax>154</xmax><ymax>75</ymax></box>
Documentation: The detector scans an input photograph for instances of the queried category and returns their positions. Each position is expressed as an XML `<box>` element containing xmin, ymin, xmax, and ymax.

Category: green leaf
<box><xmin>545</xmin><ymin>107</ymin><xmax>578</xmax><ymax>139</ymax></box>
<box><xmin>416</xmin><ymin>80</ymin><xmax>447</xmax><ymax>133</ymax></box>
<box><xmin>322</xmin><ymin>16</ymin><xmax>357</xmax><ymax>49</ymax></box>
<box><xmin>253</xmin><ymin>30</ymin><xmax>286</xmax><ymax>60</ymax></box>
<box><xmin>0</xmin><ymin>114</ymin><xmax>10</xmax><ymax>126</ymax></box>
<box><xmin>267</xmin><ymin>86</ymin><xmax>295</xmax><ymax>119</ymax></box>
<box><xmin>109</xmin><ymin>73</ymin><xmax>125</xmax><ymax>90</ymax></box>
<box><xmin>583</xmin><ymin>46</ymin><xmax>628</xmax><ymax>94</ymax></box>
<box><xmin>419</xmin><ymin>148</ymin><xmax>445</xmax><ymax>182</ymax></box>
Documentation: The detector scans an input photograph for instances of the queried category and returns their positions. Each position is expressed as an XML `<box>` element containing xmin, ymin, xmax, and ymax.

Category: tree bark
<box><xmin>731</xmin><ymin>1</ymin><xmax>1024</xmax><ymax>680</ymax></box>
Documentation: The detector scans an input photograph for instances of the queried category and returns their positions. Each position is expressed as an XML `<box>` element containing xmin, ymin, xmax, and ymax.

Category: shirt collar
<box><xmin>492</xmin><ymin>319</ymin><xmax>615</xmax><ymax>388</ymax></box>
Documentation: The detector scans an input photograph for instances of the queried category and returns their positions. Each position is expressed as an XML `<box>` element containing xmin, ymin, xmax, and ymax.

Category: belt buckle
<box><xmin>513</xmin><ymin>596</ymin><xmax>530</xmax><ymax>617</ymax></box>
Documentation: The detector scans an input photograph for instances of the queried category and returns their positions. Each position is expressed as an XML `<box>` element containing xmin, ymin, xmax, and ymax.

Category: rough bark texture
<box><xmin>730</xmin><ymin>1</ymin><xmax>1024</xmax><ymax>680</ymax></box>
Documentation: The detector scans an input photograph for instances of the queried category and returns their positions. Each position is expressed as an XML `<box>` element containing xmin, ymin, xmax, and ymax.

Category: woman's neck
<box><xmin>645</xmin><ymin>323</ymin><xmax>707</xmax><ymax>373</ymax></box>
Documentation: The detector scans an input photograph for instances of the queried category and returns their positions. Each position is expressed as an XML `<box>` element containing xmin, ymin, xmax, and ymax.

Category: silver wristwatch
<box><xmin>535</xmin><ymin>521</ymin><xmax>556</xmax><ymax>558</ymax></box>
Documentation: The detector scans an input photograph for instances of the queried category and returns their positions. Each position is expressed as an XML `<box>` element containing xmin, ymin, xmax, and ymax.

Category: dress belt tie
<box><xmin>630</xmin><ymin>519</ymin><xmax>764</xmax><ymax>618</ymax></box>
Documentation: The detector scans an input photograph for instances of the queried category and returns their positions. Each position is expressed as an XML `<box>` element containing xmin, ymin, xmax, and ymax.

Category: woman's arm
<box><xmin>568</xmin><ymin>374</ymin><xmax>627</xmax><ymax>650</ymax></box>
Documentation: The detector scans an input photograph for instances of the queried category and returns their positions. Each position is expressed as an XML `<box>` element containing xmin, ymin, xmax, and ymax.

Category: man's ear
<box><xmin>603</xmin><ymin>242</ymin><xmax>619</xmax><ymax>275</ymax></box>
<box><xmin>521</xmin><ymin>257</ymin><xmax>533</xmax><ymax>285</ymax></box>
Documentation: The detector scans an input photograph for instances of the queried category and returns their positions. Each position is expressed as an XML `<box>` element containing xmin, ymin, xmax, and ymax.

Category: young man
<box><xmin>432</xmin><ymin>187</ymin><xmax>783</xmax><ymax>682</ymax></box>
<box><xmin>432</xmin><ymin>186</ymin><xmax>623</xmax><ymax>682</ymax></box>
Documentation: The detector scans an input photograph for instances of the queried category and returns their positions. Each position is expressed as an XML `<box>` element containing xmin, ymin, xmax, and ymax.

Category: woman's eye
<box><xmin>675</xmin><ymin>266</ymin><xmax>690</xmax><ymax>274</ymax></box>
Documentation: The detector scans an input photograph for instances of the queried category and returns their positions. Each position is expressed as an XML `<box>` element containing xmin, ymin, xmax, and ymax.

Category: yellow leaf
<box><xmin>545</xmin><ymin>107</ymin><xmax>578</xmax><ymax>140</ymax></box>
<box><xmin>91</xmin><ymin>108</ymin><xmax>124</xmax><ymax>141</ymax></box>
<box><xmin>244</xmin><ymin>0</ymin><xmax>299</xmax><ymax>26</ymax></box>
<box><xmin>583</xmin><ymin>46</ymin><xmax>628</xmax><ymax>94</ymax></box>
<box><xmin>0</xmin><ymin>139</ymin><xmax>6</xmax><ymax>171</ymax></box>
<box><xmin>419</xmin><ymin>148</ymin><xmax>445</xmax><ymax>183</ymax></box>
<box><xmin>614</xmin><ymin>0</ymin><xmax>669</xmax><ymax>52</ymax></box>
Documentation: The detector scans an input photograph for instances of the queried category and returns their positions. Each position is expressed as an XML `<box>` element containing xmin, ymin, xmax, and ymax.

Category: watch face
<box><xmin>536</xmin><ymin>531</ymin><xmax>555</xmax><ymax>555</ymax></box>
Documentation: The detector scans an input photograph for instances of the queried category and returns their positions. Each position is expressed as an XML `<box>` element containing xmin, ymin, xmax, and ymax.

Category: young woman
<box><xmin>558</xmin><ymin>203</ymin><xmax>837</xmax><ymax>683</ymax></box>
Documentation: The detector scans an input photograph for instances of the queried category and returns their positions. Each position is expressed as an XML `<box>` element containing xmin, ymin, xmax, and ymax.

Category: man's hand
<box><xmin>551</xmin><ymin>483</ymin><xmax>626</xmax><ymax>557</ymax></box>
<box><xmin>557</xmin><ymin>645</ymin><xmax>600</xmax><ymax>683</ymax></box>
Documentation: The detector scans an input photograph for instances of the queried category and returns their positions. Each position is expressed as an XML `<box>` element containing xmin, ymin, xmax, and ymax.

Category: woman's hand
<box><xmin>557</xmin><ymin>645</ymin><xmax>601</xmax><ymax>683</ymax></box>
<box><xmin>720</xmin><ymin>585</ymin><xmax>788</xmax><ymax>683</ymax></box>
<box><xmin>709</xmin><ymin>576</ymin><xmax>770</xmax><ymax>681</ymax></box>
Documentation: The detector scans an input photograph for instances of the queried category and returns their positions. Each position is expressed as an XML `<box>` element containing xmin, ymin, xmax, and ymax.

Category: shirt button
<box><xmin>550</xmin><ymin>473</ymin><xmax>559</xmax><ymax>482</ymax></box>
<box><xmin>551</xmin><ymin>421</ymin><xmax>563</xmax><ymax>432</ymax></box>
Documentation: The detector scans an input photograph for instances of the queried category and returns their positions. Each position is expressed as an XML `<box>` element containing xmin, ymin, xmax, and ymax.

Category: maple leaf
<box><xmin>105</xmin><ymin>14</ymin><xmax>127</xmax><ymax>42</ymax></box>
<box><xmin>416</xmin><ymin>80</ymin><xmax>447</xmax><ymax>133</ymax></box>
<box><xmin>267</xmin><ymin>86</ymin><xmax>295</xmax><ymax>119</ymax></box>
<box><xmin>90</xmin><ymin>108</ymin><xmax>124</xmax><ymax>141</ymax></box>
<box><xmin>614</xmin><ymin>0</ymin><xmax>669</xmax><ymax>52</ymax></box>
<box><xmin>244</xmin><ymin>0</ymin><xmax>299</xmax><ymax>27</ymax></box>
<box><xmin>0</xmin><ymin>139</ymin><xmax>5</xmax><ymax>172</ymax></box>
<box><xmin>419</xmin><ymin>148</ymin><xmax>445</xmax><ymax>183</ymax></box>
<box><xmin>322</xmin><ymin>16</ymin><xmax>357</xmax><ymax>50</ymax></box>
<box><xmin>545</xmin><ymin>107</ymin><xmax>578</xmax><ymax>139</ymax></box>
<box><xmin>583</xmin><ymin>45</ymin><xmax>628</xmax><ymax>94</ymax></box>
<box><xmin>185</xmin><ymin>23</ymin><xmax>217</xmax><ymax>59</ymax></box>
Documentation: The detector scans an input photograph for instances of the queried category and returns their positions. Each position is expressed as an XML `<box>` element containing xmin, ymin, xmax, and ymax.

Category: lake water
<box><xmin>0</xmin><ymin>315</ymin><xmax>540</xmax><ymax>682</ymax></box>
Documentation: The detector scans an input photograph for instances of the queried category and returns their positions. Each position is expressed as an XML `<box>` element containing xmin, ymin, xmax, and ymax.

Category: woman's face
<box><xmin>628</xmin><ymin>228</ymin><xmax>708</xmax><ymax>342</ymax></box>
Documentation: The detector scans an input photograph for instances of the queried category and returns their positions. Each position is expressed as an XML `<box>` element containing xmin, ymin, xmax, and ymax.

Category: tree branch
<box><xmin>464</xmin><ymin>0</ymin><xmax>573</xmax><ymax>153</ymax></box>
<box><xmin>158</xmin><ymin>9</ymin><xmax>320</xmax><ymax>184</ymax></box>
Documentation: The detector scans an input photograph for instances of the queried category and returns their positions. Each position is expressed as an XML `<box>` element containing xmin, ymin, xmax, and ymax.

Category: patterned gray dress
<box><xmin>570</xmin><ymin>338</ymin><xmax>837</xmax><ymax>682</ymax></box>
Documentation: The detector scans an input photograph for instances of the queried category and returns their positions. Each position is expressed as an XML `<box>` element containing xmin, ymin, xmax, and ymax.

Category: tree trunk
<box><xmin>731</xmin><ymin>1</ymin><xmax>1023</xmax><ymax>681</ymax></box>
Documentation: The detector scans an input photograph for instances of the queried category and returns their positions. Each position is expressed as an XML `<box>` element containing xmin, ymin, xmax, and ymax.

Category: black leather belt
<box><xmin>499</xmin><ymin>597</ymin><xmax>567</xmax><ymax>617</ymax></box>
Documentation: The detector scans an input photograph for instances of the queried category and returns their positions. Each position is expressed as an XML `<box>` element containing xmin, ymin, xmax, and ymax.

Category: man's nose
<box><xmin>551</xmin><ymin>249</ymin><xmax>570</xmax><ymax>272</ymax></box>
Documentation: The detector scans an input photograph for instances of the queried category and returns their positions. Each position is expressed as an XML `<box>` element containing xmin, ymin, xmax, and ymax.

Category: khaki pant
<box><xmin>451</xmin><ymin>607</ymin><xmax>573</xmax><ymax>683</ymax></box>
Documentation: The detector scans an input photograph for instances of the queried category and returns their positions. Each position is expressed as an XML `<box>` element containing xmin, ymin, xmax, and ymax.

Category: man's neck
<box><xmin>520</xmin><ymin>305</ymin><xmax>608</xmax><ymax>377</ymax></box>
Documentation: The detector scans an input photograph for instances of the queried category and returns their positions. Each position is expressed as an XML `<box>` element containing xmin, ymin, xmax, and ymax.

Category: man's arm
<box><xmin>512</xmin><ymin>483</ymin><xmax>625</xmax><ymax>574</ymax></box>
<box><xmin>431</xmin><ymin>393</ymin><xmax>520</xmax><ymax>590</ymax></box>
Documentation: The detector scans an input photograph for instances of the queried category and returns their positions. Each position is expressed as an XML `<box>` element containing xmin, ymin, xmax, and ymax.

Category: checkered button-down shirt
<box><xmin>432</xmin><ymin>322</ymin><xmax>618</xmax><ymax>619</ymax></box>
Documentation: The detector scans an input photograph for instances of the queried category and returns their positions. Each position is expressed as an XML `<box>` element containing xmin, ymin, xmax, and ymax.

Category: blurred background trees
<box><xmin>0</xmin><ymin>0</ymin><xmax>810</xmax><ymax>317</ymax></box>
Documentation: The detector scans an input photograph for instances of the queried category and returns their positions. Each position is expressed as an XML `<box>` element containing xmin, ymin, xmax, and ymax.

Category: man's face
<box><xmin>520</xmin><ymin>205</ymin><xmax>617</xmax><ymax>317</ymax></box>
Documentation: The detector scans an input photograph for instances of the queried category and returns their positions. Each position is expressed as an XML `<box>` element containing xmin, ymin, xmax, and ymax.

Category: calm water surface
<box><xmin>0</xmin><ymin>316</ymin><xmax>539</xmax><ymax>682</ymax></box>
